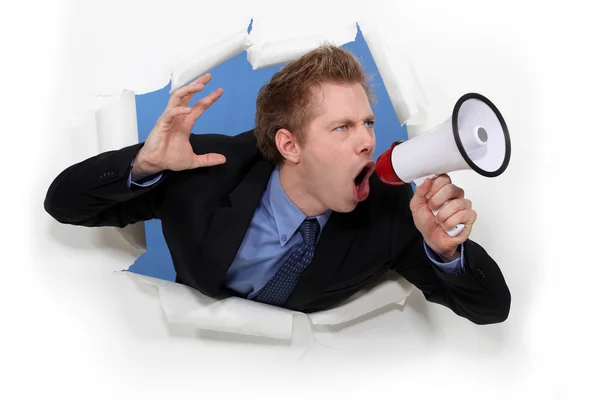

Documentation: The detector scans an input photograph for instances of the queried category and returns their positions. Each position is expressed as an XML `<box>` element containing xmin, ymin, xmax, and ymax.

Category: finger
<box><xmin>435</xmin><ymin>198</ymin><xmax>472</xmax><ymax>225</ymax></box>
<box><xmin>425</xmin><ymin>174</ymin><xmax>451</xmax><ymax>200</ymax></box>
<box><xmin>441</xmin><ymin>209</ymin><xmax>477</xmax><ymax>231</ymax></box>
<box><xmin>179</xmin><ymin>91</ymin><xmax>196</xmax><ymax>107</ymax></box>
<box><xmin>410</xmin><ymin>178</ymin><xmax>435</xmax><ymax>211</ymax></box>
<box><xmin>428</xmin><ymin>183</ymin><xmax>465</xmax><ymax>212</ymax></box>
<box><xmin>167</xmin><ymin>82</ymin><xmax>206</xmax><ymax>109</ymax></box>
<box><xmin>193</xmin><ymin>72</ymin><xmax>213</xmax><ymax>86</ymax></box>
<box><xmin>189</xmin><ymin>88</ymin><xmax>224</xmax><ymax>119</ymax></box>
<box><xmin>166</xmin><ymin>73</ymin><xmax>213</xmax><ymax>109</ymax></box>
<box><xmin>415</xmin><ymin>178</ymin><xmax>433</xmax><ymax>196</ymax></box>
<box><xmin>161</xmin><ymin>106</ymin><xmax>192</xmax><ymax>124</ymax></box>
<box><xmin>193</xmin><ymin>153</ymin><xmax>227</xmax><ymax>168</ymax></box>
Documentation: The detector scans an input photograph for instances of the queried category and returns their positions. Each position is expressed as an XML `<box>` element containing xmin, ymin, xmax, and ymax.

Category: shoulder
<box><xmin>190</xmin><ymin>129</ymin><xmax>259</xmax><ymax>156</ymax></box>
<box><xmin>189</xmin><ymin>129</ymin><xmax>263</xmax><ymax>169</ymax></box>
<box><xmin>180</xmin><ymin>129</ymin><xmax>267</xmax><ymax>186</ymax></box>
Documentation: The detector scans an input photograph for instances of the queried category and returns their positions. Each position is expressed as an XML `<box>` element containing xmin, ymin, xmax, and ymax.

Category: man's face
<box><xmin>298</xmin><ymin>82</ymin><xmax>377</xmax><ymax>213</ymax></box>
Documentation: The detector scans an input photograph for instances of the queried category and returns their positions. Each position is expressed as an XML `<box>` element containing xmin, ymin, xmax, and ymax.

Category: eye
<box><xmin>365</xmin><ymin>120</ymin><xmax>375</xmax><ymax>128</ymax></box>
<box><xmin>335</xmin><ymin>125</ymin><xmax>348</xmax><ymax>132</ymax></box>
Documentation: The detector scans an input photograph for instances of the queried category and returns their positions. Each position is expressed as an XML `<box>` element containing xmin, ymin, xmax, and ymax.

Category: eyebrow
<box><xmin>327</xmin><ymin>114</ymin><xmax>376</xmax><ymax>128</ymax></box>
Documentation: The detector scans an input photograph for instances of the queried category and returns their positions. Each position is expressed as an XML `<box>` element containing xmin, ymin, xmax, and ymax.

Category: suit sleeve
<box><xmin>44</xmin><ymin>143</ymin><xmax>169</xmax><ymax>228</ymax></box>
<box><xmin>390</xmin><ymin>184</ymin><xmax>511</xmax><ymax>325</ymax></box>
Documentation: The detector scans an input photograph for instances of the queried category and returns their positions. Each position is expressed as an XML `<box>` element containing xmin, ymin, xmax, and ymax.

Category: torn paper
<box><xmin>125</xmin><ymin>273</ymin><xmax>293</xmax><ymax>338</ymax></box>
<box><xmin>404</xmin><ymin>79</ymin><xmax>455</xmax><ymax>140</ymax></box>
<box><xmin>359</xmin><ymin>23</ymin><xmax>428</xmax><ymax>127</ymax></box>
<box><xmin>122</xmin><ymin>270</ymin><xmax>413</xmax><ymax>341</ymax></box>
<box><xmin>308</xmin><ymin>275</ymin><xmax>414</xmax><ymax>326</ymax></box>
<box><xmin>246</xmin><ymin>23</ymin><xmax>358</xmax><ymax>70</ymax></box>
<box><xmin>170</xmin><ymin>27</ymin><xmax>253</xmax><ymax>92</ymax></box>
<box><xmin>95</xmin><ymin>89</ymin><xmax>139</xmax><ymax>152</ymax></box>
<box><xmin>95</xmin><ymin>90</ymin><xmax>146</xmax><ymax>250</ymax></box>
<box><xmin>358</xmin><ymin>22</ymin><xmax>455</xmax><ymax>139</ymax></box>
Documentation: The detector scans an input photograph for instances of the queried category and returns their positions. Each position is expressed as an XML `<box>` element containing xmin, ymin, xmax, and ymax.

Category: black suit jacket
<box><xmin>44</xmin><ymin>130</ymin><xmax>511</xmax><ymax>324</ymax></box>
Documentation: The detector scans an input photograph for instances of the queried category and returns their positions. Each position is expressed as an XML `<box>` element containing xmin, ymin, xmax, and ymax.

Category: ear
<box><xmin>275</xmin><ymin>128</ymin><xmax>301</xmax><ymax>163</ymax></box>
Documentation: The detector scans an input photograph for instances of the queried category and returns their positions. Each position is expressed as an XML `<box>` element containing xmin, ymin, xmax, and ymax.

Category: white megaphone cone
<box><xmin>376</xmin><ymin>92</ymin><xmax>511</xmax><ymax>237</ymax></box>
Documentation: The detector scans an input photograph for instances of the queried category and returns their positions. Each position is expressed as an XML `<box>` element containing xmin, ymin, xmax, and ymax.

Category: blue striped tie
<box><xmin>253</xmin><ymin>218</ymin><xmax>320</xmax><ymax>306</ymax></box>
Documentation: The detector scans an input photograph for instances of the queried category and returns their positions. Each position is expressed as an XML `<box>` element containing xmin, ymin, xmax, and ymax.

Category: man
<box><xmin>44</xmin><ymin>45</ymin><xmax>510</xmax><ymax>324</ymax></box>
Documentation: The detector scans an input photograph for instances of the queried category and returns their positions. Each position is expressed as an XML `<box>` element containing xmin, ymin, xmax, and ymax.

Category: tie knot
<box><xmin>299</xmin><ymin>218</ymin><xmax>320</xmax><ymax>245</ymax></box>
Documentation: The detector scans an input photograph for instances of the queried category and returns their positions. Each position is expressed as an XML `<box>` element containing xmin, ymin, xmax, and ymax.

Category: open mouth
<box><xmin>353</xmin><ymin>162</ymin><xmax>375</xmax><ymax>201</ymax></box>
<box><xmin>354</xmin><ymin>166</ymin><xmax>369</xmax><ymax>187</ymax></box>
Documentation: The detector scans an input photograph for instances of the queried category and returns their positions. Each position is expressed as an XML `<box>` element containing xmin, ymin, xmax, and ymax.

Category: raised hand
<box><xmin>131</xmin><ymin>73</ymin><xmax>227</xmax><ymax>180</ymax></box>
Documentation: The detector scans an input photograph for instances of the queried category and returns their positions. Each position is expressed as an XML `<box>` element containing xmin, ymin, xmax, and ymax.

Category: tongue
<box><xmin>355</xmin><ymin>176</ymin><xmax>370</xmax><ymax>201</ymax></box>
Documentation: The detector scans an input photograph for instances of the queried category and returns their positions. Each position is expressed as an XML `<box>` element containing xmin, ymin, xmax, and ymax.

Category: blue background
<box><xmin>128</xmin><ymin>23</ymin><xmax>408</xmax><ymax>281</ymax></box>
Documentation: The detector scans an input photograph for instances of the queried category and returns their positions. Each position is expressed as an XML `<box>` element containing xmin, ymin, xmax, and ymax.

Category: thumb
<box><xmin>192</xmin><ymin>153</ymin><xmax>227</xmax><ymax>168</ymax></box>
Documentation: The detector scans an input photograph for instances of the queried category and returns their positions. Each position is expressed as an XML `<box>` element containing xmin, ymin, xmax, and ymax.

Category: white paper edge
<box><xmin>170</xmin><ymin>28</ymin><xmax>253</xmax><ymax>93</ymax></box>
<box><xmin>246</xmin><ymin>23</ymin><xmax>358</xmax><ymax>70</ymax></box>
<box><xmin>122</xmin><ymin>270</ymin><xmax>414</xmax><ymax>340</ymax></box>
<box><xmin>308</xmin><ymin>275</ymin><xmax>414</xmax><ymax>326</ymax></box>
<box><xmin>123</xmin><ymin>272</ymin><xmax>294</xmax><ymax>339</ymax></box>
<box><xmin>359</xmin><ymin>22</ymin><xmax>427</xmax><ymax>127</ymax></box>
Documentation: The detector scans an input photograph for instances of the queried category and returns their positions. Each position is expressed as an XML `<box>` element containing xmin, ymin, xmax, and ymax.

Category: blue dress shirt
<box><xmin>128</xmin><ymin>165</ymin><xmax>465</xmax><ymax>297</ymax></box>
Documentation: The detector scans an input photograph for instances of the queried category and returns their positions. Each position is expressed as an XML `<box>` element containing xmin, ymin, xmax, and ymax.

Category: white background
<box><xmin>2</xmin><ymin>0</ymin><xmax>599</xmax><ymax>398</ymax></box>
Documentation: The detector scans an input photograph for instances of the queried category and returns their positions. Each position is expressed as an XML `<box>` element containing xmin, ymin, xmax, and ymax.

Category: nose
<box><xmin>356</xmin><ymin>125</ymin><xmax>375</xmax><ymax>155</ymax></box>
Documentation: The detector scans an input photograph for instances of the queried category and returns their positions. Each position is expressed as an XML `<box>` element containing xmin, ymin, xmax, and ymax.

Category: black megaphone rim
<box><xmin>452</xmin><ymin>92</ymin><xmax>511</xmax><ymax>178</ymax></box>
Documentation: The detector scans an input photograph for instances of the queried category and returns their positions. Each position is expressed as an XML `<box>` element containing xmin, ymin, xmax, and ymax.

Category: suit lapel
<box><xmin>197</xmin><ymin>159</ymin><xmax>275</xmax><ymax>295</ymax></box>
<box><xmin>285</xmin><ymin>210</ymin><xmax>356</xmax><ymax>311</ymax></box>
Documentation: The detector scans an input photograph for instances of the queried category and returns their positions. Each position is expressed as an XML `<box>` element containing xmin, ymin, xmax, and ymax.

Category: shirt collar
<box><xmin>267</xmin><ymin>166</ymin><xmax>331</xmax><ymax>247</ymax></box>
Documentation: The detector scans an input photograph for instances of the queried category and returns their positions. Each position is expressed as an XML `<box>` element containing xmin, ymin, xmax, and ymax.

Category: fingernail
<box><xmin>425</xmin><ymin>192</ymin><xmax>432</xmax><ymax>200</ymax></box>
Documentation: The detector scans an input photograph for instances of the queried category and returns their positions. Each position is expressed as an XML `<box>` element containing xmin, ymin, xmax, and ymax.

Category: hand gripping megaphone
<box><xmin>375</xmin><ymin>92</ymin><xmax>511</xmax><ymax>237</ymax></box>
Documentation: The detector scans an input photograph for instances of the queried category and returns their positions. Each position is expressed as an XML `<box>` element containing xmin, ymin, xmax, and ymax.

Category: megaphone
<box><xmin>376</xmin><ymin>92</ymin><xmax>511</xmax><ymax>237</ymax></box>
